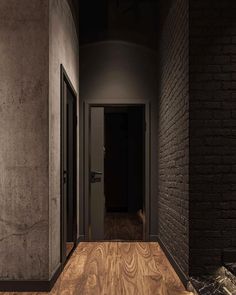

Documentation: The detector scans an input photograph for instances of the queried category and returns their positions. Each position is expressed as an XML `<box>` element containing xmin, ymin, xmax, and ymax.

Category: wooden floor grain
<box><xmin>1</xmin><ymin>242</ymin><xmax>193</xmax><ymax>295</ymax></box>
<box><xmin>104</xmin><ymin>213</ymin><xmax>143</xmax><ymax>240</ymax></box>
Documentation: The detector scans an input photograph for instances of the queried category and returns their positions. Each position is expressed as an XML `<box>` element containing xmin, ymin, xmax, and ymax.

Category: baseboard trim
<box><xmin>0</xmin><ymin>263</ymin><xmax>62</xmax><ymax>292</ymax></box>
<box><xmin>150</xmin><ymin>235</ymin><xmax>189</xmax><ymax>288</ymax></box>
<box><xmin>149</xmin><ymin>234</ymin><xmax>158</xmax><ymax>242</ymax></box>
<box><xmin>77</xmin><ymin>235</ymin><xmax>85</xmax><ymax>243</ymax></box>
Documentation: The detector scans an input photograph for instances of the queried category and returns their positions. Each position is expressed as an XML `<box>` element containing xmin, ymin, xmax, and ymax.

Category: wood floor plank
<box><xmin>104</xmin><ymin>213</ymin><xmax>143</xmax><ymax>240</ymax></box>
<box><xmin>117</xmin><ymin>243</ymin><xmax>140</xmax><ymax>295</ymax></box>
<box><xmin>149</xmin><ymin>243</ymin><xmax>190</xmax><ymax>295</ymax></box>
<box><xmin>0</xmin><ymin>242</ymin><xmax>193</xmax><ymax>295</ymax></box>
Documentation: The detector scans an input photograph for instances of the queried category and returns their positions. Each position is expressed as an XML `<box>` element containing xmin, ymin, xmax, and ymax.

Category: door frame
<box><xmin>60</xmin><ymin>64</ymin><xmax>78</xmax><ymax>265</ymax></box>
<box><xmin>84</xmin><ymin>99</ymin><xmax>150</xmax><ymax>241</ymax></box>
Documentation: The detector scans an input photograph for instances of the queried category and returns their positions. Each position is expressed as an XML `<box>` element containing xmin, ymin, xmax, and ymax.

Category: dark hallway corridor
<box><xmin>0</xmin><ymin>0</ymin><xmax>236</xmax><ymax>294</ymax></box>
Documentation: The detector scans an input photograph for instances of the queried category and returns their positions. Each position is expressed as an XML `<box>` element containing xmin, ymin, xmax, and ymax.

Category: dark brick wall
<box><xmin>189</xmin><ymin>0</ymin><xmax>236</xmax><ymax>275</ymax></box>
<box><xmin>158</xmin><ymin>0</ymin><xmax>189</xmax><ymax>276</ymax></box>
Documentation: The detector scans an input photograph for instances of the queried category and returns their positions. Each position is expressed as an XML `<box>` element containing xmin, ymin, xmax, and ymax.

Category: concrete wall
<box><xmin>49</xmin><ymin>0</ymin><xmax>79</xmax><ymax>276</ymax></box>
<box><xmin>189</xmin><ymin>0</ymin><xmax>236</xmax><ymax>275</ymax></box>
<box><xmin>0</xmin><ymin>0</ymin><xmax>49</xmax><ymax>280</ymax></box>
<box><xmin>157</xmin><ymin>0</ymin><xmax>189</xmax><ymax>277</ymax></box>
<box><xmin>0</xmin><ymin>0</ymin><xmax>79</xmax><ymax>281</ymax></box>
<box><xmin>79</xmin><ymin>41</ymin><xmax>159</xmax><ymax>237</ymax></box>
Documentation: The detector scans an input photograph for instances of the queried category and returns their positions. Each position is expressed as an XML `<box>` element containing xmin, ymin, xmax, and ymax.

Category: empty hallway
<box><xmin>1</xmin><ymin>0</ymin><xmax>236</xmax><ymax>294</ymax></box>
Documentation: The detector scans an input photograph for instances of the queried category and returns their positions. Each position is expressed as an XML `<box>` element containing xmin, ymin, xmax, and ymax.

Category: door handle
<box><xmin>92</xmin><ymin>171</ymin><xmax>102</xmax><ymax>175</ymax></box>
<box><xmin>90</xmin><ymin>171</ymin><xmax>102</xmax><ymax>183</ymax></box>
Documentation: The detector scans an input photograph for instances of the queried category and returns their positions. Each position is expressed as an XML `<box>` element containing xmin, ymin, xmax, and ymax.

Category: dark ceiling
<box><xmin>76</xmin><ymin>0</ymin><xmax>159</xmax><ymax>49</ymax></box>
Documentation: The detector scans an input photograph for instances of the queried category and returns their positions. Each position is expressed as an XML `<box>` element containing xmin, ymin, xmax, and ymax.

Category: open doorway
<box><xmin>61</xmin><ymin>65</ymin><xmax>77</xmax><ymax>264</ymax></box>
<box><xmin>85</xmin><ymin>102</ymin><xmax>149</xmax><ymax>242</ymax></box>
<box><xmin>104</xmin><ymin>107</ymin><xmax>144</xmax><ymax>240</ymax></box>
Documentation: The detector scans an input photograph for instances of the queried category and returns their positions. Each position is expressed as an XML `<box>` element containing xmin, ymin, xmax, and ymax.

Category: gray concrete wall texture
<box><xmin>79</xmin><ymin>41</ymin><xmax>159</xmax><ymax>237</ymax></box>
<box><xmin>0</xmin><ymin>0</ymin><xmax>79</xmax><ymax>281</ymax></box>
<box><xmin>0</xmin><ymin>0</ymin><xmax>50</xmax><ymax>280</ymax></box>
<box><xmin>49</xmin><ymin>0</ymin><xmax>79</xmax><ymax>277</ymax></box>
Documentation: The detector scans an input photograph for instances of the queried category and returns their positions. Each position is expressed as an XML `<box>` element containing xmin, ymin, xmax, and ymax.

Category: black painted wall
<box><xmin>157</xmin><ymin>0</ymin><xmax>189</xmax><ymax>276</ymax></box>
<box><xmin>189</xmin><ymin>0</ymin><xmax>236</xmax><ymax>275</ymax></box>
<box><xmin>158</xmin><ymin>0</ymin><xmax>236</xmax><ymax>278</ymax></box>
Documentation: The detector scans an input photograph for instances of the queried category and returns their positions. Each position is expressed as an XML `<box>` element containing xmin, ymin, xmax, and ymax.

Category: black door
<box><xmin>61</xmin><ymin>65</ymin><xmax>77</xmax><ymax>264</ymax></box>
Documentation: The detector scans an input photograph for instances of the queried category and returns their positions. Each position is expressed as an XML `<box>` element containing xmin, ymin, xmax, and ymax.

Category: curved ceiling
<box><xmin>78</xmin><ymin>0</ymin><xmax>159</xmax><ymax>50</ymax></box>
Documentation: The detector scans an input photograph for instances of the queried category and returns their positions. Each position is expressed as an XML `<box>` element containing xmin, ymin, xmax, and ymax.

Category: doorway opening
<box><xmin>61</xmin><ymin>65</ymin><xmax>77</xmax><ymax>265</ymax></box>
<box><xmin>84</xmin><ymin>101</ymin><xmax>149</xmax><ymax>242</ymax></box>
<box><xmin>104</xmin><ymin>107</ymin><xmax>144</xmax><ymax>240</ymax></box>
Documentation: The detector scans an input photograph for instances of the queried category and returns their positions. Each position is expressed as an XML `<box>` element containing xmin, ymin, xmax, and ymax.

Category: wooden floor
<box><xmin>1</xmin><ymin>242</ymin><xmax>193</xmax><ymax>295</ymax></box>
<box><xmin>104</xmin><ymin>213</ymin><xmax>143</xmax><ymax>240</ymax></box>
